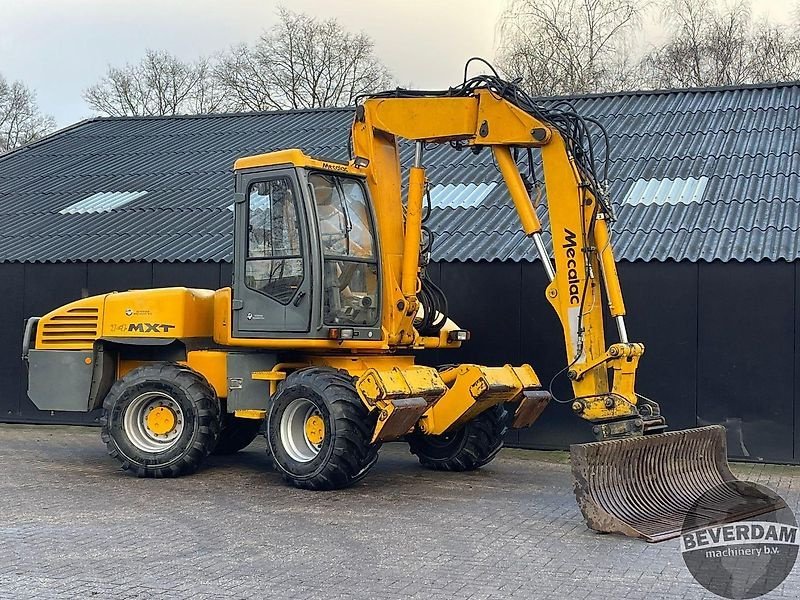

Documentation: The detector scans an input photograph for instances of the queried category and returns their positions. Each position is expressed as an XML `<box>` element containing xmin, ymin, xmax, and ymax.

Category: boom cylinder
<box><xmin>492</xmin><ymin>146</ymin><xmax>542</xmax><ymax>236</ymax></box>
<box><xmin>594</xmin><ymin>215</ymin><xmax>626</xmax><ymax>318</ymax></box>
<box><xmin>402</xmin><ymin>142</ymin><xmax>426</xmax><ymax>299</ymax></box>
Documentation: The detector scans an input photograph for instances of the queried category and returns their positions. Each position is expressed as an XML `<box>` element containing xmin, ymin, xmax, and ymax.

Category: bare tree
<box><xmin>191</xmin><ymin>59</ymin><xmax>231</xmax><ymax>114</ymax></box>
<box><xmin>0</xmin><ymin>74</ymin><xmax>55</xmax><ymax>154</ymax></box>
<box><xmin>216</xmin><ymin>8</ymin><xmax>393</xmax><ymax>111</ymax></box>
<box><xmin>641</xmin><ymin>0</ymin><xmax>800</xmax><ymax>87</ymax></box>
<box><xmin>84</xmin><ymin>50</ymin><xmax>228</xmax><ymax>116</ymax></box>
<box><xmin>497</xmin><ymin>0</ymin><xmax>643</xmax><ymax>95</ymax></box>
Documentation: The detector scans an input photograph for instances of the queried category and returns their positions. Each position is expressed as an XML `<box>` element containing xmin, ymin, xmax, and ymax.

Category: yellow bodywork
<box><xmin>343</xmin><ymin>89</ymin><xmax>648</xmax><ymax>425</ymax></box>
<box><xmin>33</xmin><ymin>289</ymin><xmax>539</xmax><ymax>441</ymax></box>
<box><xmin>35</xmin><ymin>288</ymin><xmax>215</xmax><ymax>351</ymax></box>
<box><xmin>419</xmin><ymin>364</ymin><xmax>541</xmax><ymax>435</ymax></box>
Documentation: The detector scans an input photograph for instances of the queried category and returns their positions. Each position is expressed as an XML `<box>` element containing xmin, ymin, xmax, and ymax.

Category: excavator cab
<box><xmin>230</xmin><ymin>157</ymin><xmax>381</xmax><ymax>340</ymax></box>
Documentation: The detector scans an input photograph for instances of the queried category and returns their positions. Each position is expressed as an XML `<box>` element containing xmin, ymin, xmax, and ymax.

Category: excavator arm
<box><xmin>351</xmin><ymin>88</ymin><xmax>662</xmax><ymax>438</ymax></box>
<box><xmin>349</xmin><ymin>75</ymin><xmax>775</xmax><ymax>542</ymax></box>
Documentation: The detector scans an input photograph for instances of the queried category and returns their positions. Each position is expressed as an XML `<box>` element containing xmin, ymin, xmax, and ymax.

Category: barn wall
<box><xmin>433</xmin><ymin>260</ymin><xmax>798</xmax><ymax>464</ymax></box>
<box><xmin>2</xmin><ymin>259</ymin><xmax>797</xmax><ymax>464</ymax></box>
<box><xmin>697</xmin><ymin>262</ymin><xmax>795</xmax><ymax>462</ymax></box>
<box><xmin>0</xmin><ymin>263</ymin><xmax>24</xmax><ymax>421</ymax></box>
<box><xmin>796</xmin><ymin>261</ymin><xmax>799</xmax><ymax>462</ymax></box>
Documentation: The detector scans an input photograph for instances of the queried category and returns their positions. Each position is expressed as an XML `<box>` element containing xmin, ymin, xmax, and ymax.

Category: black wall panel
<box><xmin>88</xmin><ymin>262</ymin><xmax>153</xmax><ymax>294</ymax></box>
<box><xmin>220</xmin><ymin>262</ymin><xmax>234</xmax><ymax>290</ymax></box>
<box><xmin>19</xmin><ymin>262</ymin><xmax>96</xmax><ymax>424</ymax></box>
<box><xmin>511</xmin><ymin>261</ymin><xmax>701</xmax><ymax>449</ymax></box>
<box><xmin>438</xmin><ymin>261</ymin><xmax>523</xmax><ymax>365</ymax></box>
<box><xmin>698</xmin><ymin>261</ymin><xmax>795</xmax><ymax>462</ymax></box>
<box><xmin>617</xmin><ymin>262</ymin><xmax>698</xmax><ymax>432</ymax></box>
<box><xmin>23</xmin><ymin>262</ymin><xmax>88</xmax><ymax>318</ymax></box>
<box><xmin>2</xmin><ymin>259</ymin><xmax>798</xmax><ymax>465</ymax></box>
<box><xmin>0</xmin><ymin>264</ymin><xmax>25</xmax><ymax>419</ymax></box>
<box><xmin>435</xmin><ymin>261</ymin><xmax>525</xmax><ymax>445</ymax></box>
<box><xmin>152</xmin><ymin>262</ymin><xmax>222</xmax><ymax>290</ymax></box>
<box><xmin>795</xmin><ymin>262</ymin><xmax>799</xmax><ymax>462</ymax></box>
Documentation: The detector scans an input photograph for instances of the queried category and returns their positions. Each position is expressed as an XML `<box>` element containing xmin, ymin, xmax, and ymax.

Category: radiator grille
<box><xmin>40</xmin><ymin>307</ymin><xmax>99</xmax><ymax>346</ymax></box>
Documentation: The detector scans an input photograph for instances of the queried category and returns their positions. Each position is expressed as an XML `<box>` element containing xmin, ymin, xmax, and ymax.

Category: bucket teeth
<box><xmin>570</xmin><ymin>425</ymin><xmax>784</xmax><ymax>542</ymax></box>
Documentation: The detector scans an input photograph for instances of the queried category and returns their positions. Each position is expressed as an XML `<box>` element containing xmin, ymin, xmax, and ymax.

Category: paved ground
<box><xmin>0</xmin><ymin>424</ymin><xmax>798</xmax><ymax>600</ymax></box>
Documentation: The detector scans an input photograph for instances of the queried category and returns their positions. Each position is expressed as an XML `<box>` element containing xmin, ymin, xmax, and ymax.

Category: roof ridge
<box><xmin>0</xmin><ymin>118</ymin><xmax>96</xmax><ymax>163</ymax></box>
<box><xmin>541</xmin><ymin>80</ymin><xmax>800</xmax><ymax>102</ymax></box>
<box><xmin>88</xmin><ymin>105</ymin><xmax>355</xmax><ymax>124</ymax></box>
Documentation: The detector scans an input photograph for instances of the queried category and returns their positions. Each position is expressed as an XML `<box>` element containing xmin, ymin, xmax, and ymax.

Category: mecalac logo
<box><xmin>562</xmin><ymin>228</ymin><xmax>580</xmax><ymax>305</ymax></box>
<box><xmin>128</xmin><ymin>323</ymin><xmax>176</xmax><ymax>333</ymax></box>
<box><xmin>322</xmin><ymin>162</ymin><xmax>349</xmax><ymax>173</ymax></box>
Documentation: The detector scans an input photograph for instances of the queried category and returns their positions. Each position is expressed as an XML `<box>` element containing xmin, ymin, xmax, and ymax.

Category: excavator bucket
<box><xmin>570</xmin><ymin>425</ymin><xmax>783</xmax><ymax>542</ymax></box>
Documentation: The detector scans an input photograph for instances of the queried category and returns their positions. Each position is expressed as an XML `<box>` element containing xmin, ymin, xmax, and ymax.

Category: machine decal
<box><xmin>321</xmin><ymin>162</ymin><xmax>349</xmax><ymax>173</ymax></box>
<box><xmin>562</xmin><ymin>228</ymin><xmax>581</xmax><ymax>306</ymax></box>
<box><xmin>127</xmin><ymin>323</ymin><xmax>176</xmax><ymax>333</ymax></box>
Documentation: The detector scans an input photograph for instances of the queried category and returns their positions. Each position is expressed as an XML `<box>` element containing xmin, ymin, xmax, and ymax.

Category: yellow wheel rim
<box><xmin>305</xmin><ymin>414</ymin><xmax>325</xmax><ymax>446</ymax></box>
<box><xmin>146</xmin><ymin>406</ymin><xmax>177</xmax><ymax>436</ymax></box>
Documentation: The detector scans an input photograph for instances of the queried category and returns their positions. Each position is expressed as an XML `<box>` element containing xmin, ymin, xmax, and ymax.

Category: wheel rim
<box><xmin>280</xmin><ymin>398</ymin><xmax>325</xmax><ymax>463</ymax></box>
<box><xmin>123</xmin><ymin>391</ymin><xmax>185</xmax><ymax>453</ymax></box>
<box><xmin>413</xmin><ymin>427</ymin><xmax>467</xmax><ymax>460</ymax></box>
<box><xmin>424</xmin><ymin>427</ymin><xmax>465</xmax><ymax>449</ymax></box>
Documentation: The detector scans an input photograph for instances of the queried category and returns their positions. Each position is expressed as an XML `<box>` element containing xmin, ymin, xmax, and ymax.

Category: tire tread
<box><xmin>269</xmin><ymin>367</ymin><xmax>380</xmax><ymax>490</ymax></box>
<box><xmin>100</xmin><ymin>362</ymin><xmax>220</xmax><ymax>478</ymax></box>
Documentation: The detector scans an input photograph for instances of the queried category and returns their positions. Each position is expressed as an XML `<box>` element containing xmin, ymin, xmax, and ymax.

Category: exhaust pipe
<box><xmin>570</xmin><ymin>425</ymin><xmax>784</xmax><ymax>542</ymax></box>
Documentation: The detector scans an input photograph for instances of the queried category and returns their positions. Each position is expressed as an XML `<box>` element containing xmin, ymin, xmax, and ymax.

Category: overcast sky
<box><xmin>0</xmin><ymin>0</ymin><xmax>795</xmax><ymax>127</ymax></box>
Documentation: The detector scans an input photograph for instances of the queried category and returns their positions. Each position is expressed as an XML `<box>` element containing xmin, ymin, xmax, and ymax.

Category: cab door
<box><xmin>232</xmin><ymin>169</ymin><xmax>312</xmax><ymax>336</ymax></box>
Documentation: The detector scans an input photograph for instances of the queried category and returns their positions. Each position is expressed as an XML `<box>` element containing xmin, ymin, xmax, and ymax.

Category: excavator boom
<box><xmin>351</xmin><ymin>71</ymin><xmax>777</xmax><ymax>541</ymax></box>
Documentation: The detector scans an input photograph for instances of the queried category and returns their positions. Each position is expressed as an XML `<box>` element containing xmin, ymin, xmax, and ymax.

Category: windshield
<box><xmin>310</xmin><ymin>173</ymin><xmax>375</xmax><ymax>258</ymax></box>
<box><xmin>309</xmin><ymin>173</ymin><xmax>379</xmax><ymax>327</ymax></box>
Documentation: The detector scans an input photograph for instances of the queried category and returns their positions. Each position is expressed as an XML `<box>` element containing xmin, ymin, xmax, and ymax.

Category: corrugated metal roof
<box><xmin>0</xmin><ymin>83</ymin><xmax>798</xmax><ymax>263</ymax></box>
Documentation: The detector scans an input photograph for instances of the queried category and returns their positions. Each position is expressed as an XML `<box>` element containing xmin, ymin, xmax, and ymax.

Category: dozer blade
<box><xmin>570</xmin><ymin>425</ymin><xmax>784</xmax><ymax>542</ymax></box>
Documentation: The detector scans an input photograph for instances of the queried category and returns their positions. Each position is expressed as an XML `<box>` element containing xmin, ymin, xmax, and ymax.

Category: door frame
<box><xmin>232</xmin><ymin>166</ymin><xmax>319</xmax><ymax>338</ymax></box>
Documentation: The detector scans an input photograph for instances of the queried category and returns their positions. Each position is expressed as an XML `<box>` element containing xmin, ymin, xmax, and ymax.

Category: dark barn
<box><xmin>1</xmin><ymin>83</ymin><xmax>798</xmax><ymax>463</ymax></box>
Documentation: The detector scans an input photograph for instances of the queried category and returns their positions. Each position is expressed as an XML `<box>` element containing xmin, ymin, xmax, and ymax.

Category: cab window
<box><xmin>245</xmin><ymin>178</ymin><xmax>304</xmax><ymax>305</ymax></box>
<box><xmin>309</xmin><ymin>173</ymin><xmax>379</xmax><ymax>327</ymax></box>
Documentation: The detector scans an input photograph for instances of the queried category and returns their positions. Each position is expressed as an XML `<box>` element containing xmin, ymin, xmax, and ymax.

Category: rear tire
<box><xmin>101</xmin><ymin>363</ymin><xmax>221</xmax><ymax>477</ymax></box>
<box><xmin>408</xmin><ymin>404</ymin><xmax>508</xmax><ymax>471</ymax></box>
<box><xmin>266</xmin><ymin>367</ymin><xmax>380</xmax><ymax>490</ymax></box>
<box><xmin>213</xmin><ymin>413</ymin><xmax>262</xmax><ymax>455</ymax></box>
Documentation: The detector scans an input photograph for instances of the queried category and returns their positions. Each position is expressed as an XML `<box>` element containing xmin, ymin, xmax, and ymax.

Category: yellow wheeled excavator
<box><xmin>23</xmin><ymin>62</ymin><xmax>773</xmax><ymax>541</ymax></box>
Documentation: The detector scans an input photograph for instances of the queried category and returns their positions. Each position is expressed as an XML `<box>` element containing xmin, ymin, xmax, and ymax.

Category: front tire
<box><xmin>101</xmin><ymin>363</ymin><xmax>221</xmax><ymax>477</ymax></box>
<box><xmin>266</xmin><ymin>367</ymin><xmax>380</xmax><ymax>490</ymax></box>
<box><xmin>408</xmin><ymin>404</ymin><xmax>509</xmax><ymax>471</ymax></box>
